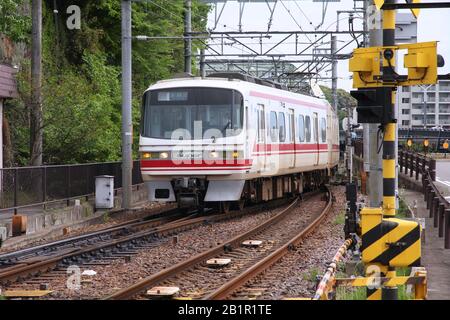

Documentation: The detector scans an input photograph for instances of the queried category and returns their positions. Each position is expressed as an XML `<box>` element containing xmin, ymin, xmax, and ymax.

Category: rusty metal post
<box><xmin>423</xmin><ymin>183</ymin><xmax>428</xmax><ymax>201</ymax></box>
<box><xmin>405</xmin><ymin>152</ymin><xmax>410</xmax><ymax>175</ymax></box>
<box><xmin>430</xmin><ymin>159</ymin><xmax>436</xmax><ymax>181</ymax></box>
<box><xmin>399</xmin><ymin>151</ymin><xmax>403</xmax><ymax>173</ymax></box>
<box><xmin>445</xmin><ymin>209</ymin><xmax>450</xmax><ymax>249</ymax></box>
<box><xmin>430</xmin><ymin>196</ymin><xmax>438</xmax><ymax>218</ymax></box>
<box><xmin>433</xmin><ymin>198</ymin><xmax>440</xmax><ymax>228</ymax></box>
<box><xmin>415</xmin><ymin>156</ymin><xmax>420</xmax><ymax>181</ymax></box>
<box><xmin>438</xmin><ymin>204</ymin><xmax>445</xmax><ymax>238</ymax></box>
<box><xmin>427</xmin><ymin>190</ymin><xmax>434</xmax><ymax>211</ymax></box>
<box><xmin>422</xmin><ymin>155</ymin><xmax>426</xmax><ymax>178</ymax></box>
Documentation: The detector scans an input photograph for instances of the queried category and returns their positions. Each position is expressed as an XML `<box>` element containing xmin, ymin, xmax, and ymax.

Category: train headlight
<box><xmin>159</xmin><ymin>152</ymin><xmax>169</xmax><ymax>159</ymax></box>
<box><xmin>142</xmin><ymin>152</ymin><xmax>152</xmax><ymax>159</ymax></box>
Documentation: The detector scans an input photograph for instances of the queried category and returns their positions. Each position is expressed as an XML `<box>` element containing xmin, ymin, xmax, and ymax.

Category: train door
<box><xmin>288</xmin><ymin>109</ymin><xmax>295</xmax><ymax>168</ymax></box>
<box><xmin>256</xmin><ymin>104</ymin><xmax>266</xmax><ymax>171</ymax></box>
<box><xmin>313</xmin><ymin>112</ymin><xmax>319</xmax><ymax>166</ymax></box>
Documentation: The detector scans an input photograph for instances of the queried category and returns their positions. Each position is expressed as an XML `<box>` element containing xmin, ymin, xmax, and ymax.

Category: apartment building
<box><xmin>397</xmin><ymin>80</ymin><xmax>450</xmax><ymax>129</ymax></box>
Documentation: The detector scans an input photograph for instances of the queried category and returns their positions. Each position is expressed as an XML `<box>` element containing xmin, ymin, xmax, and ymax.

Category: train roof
<box><xmin>146</xmin><ymin>74</ymin><xmax>332</xmax><ymax>110</ymax></box>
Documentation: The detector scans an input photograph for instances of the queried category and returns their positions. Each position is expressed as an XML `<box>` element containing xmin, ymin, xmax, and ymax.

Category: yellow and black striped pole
<box><xmin>380</xmin><ymin>0</ymin><xmax>398</xmax><ymax>300</ymax></box>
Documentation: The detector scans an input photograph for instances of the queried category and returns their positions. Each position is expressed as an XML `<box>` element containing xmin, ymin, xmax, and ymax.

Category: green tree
<box><xmin>3</xmin><ymin>0</ymin><xmax>210</xmax><ymax>165</ymax></box>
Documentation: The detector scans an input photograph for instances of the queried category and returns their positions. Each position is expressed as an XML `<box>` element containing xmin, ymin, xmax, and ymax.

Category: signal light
<box><xmin>407</xmin><ymin>139</ymin><xmax>413</xmax><ymax>148</ymax></box>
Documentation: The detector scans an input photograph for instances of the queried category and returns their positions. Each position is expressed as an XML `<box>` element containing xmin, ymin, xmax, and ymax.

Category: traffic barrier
<box><xmin>313</xmin><ymin>238</ymin><xmax>353</xmax><ymax>300</ymax></box>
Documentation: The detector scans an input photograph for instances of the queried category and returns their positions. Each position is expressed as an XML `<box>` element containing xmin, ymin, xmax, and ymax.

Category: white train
<box><xmin>139</xmin><ymin>73</ymin><xmax>340</xmax><ymax>212</ymax></box>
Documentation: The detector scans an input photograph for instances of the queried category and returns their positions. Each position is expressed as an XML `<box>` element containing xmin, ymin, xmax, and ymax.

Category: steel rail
<box><xmin>104</xmin><ymin>190</ymin><xmax>325</xmax><ymax>300</ymax></box>
<box><xmin>0</xmin><ymin>206</ymin><xmax>183</xmax><ymax>264</ymax></box>
<box><xmin>203</xmin><ymin>187</ymin><xmax>332</xmax><ymax>300</ymax></box>
<box><xmin>0</xmin><ymin>197</ymin><xmax>296</xmax><ymax>285</ymax></box>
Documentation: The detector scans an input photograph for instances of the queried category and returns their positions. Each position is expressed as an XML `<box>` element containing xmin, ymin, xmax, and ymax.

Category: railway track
<box><xmin>0</xmin><ymin>207</ymin><xmax>186</xmax><ymax>268</ymax></box>
<box><xmin>0</xmin><ymin>197</ymin><xmax>293</xmax><ymax>291</ymax></box>
<box><xmin>105</xmin><ymin>187</ymin><xmax>332</xmax><ymax>300</ymax></box>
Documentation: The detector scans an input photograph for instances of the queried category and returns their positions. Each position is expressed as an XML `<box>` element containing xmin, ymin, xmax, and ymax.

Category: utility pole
<box><xmin>331</xmin><ymin>35</ymin><xmax>338</xmax><ymax>111</ymax></box>
<box><xmin>184</xmin><ymin>0</ymin><xmax>192</xmax><ymax>74</ymax></box>
<box><xmin>367</xmin><ymin>0</ymin><xmax>383</xmax><ymax>207</ymax></box>
<box><xmin>200</xmin><ymin>48</ymin><xmax>206</xmax><ymax>77</ymax></box>
<box><xmin>31</xmin><ymin>0</ymin><xmax>43</xmax><ymax>166</ymax></box>
<box><xmin>121</xmin><ymin>0</ymin><xmax>132</xmax><ymax>210</ymax></box>
<box><xmin>346</xmin><ymin>105</ymin><xmax>353</xmax><ymax>182</ymax></box>
<box><xmin>380</xmin><ymin>0</ymin><xmax>398</xmax><ymax>300</ymax></box>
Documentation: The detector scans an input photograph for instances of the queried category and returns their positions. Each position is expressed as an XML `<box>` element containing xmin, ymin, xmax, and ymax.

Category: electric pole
<box><xmin>184</xmin><ymin>0</ymin><xmax>192</xmax><ymax>74</ymax></box>
<box><xmin>121</xmin><ymin>0</ymin><xmax>133</xmax><ymax>210</ymax></box>
<box><xmin>31</xmin><ymin>0</ymin><xmax>43</xmax><ymax>166</ymax></box>
<box><xmin>367</xmin><ymin>0</ymin><xmax>383</xmax><ymax>207</ymax></box>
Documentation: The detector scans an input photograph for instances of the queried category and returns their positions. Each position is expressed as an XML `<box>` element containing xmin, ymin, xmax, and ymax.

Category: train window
<box><xmin>305</xmin><ymin>116</ymin><xmax>311</xmax><ymax>142</ymax></box>
<box><xmin>142</xmin><ymin>87</ymin><xmax>243</xmax><ymax>139</ymax></box>
<box><xmin>270</xmin><ymin>111</ymin><xmax>278</xmax><ymax>142</ymax></box>
<box><xmin>257</xmin><ymin>105</ymin><xmax>265</xmax><ymax>143</ymax></box>
<box><xmin>321</xmin><ymin>118</ymin><xmax>327</xmax><ymax>142</ymax></box>
<box><xmin>278</xmin><ymin>113</ymin><xmax>286</xmax><ymax>142</ymax></box>
<box><xmin>289</xmin><ymin>111</ymin><xmax>295</xmax><ymax>143</ymax></box>
<box><xmin>298</xmin><ymin>115</ymin><xmax>305</xmax><ymax>142</ymax></box>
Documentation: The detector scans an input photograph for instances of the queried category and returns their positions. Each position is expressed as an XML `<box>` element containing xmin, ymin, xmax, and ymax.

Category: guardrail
<box><xmin>0</xmin><ymin>161</ymin><xmax>143</xmax><ymax>215</ymax></box>
<box><xmin>389</xmin><ymin>150</ymin><xmax>450</xmax><ymax>249</ymax></box>
<box><xmin>312</xmin><ymin>238</ymin><xmax>428</xmax><ymax>300</ymax></box>
<box><xmin>398</xmin><ymin>150</ymin><xmax>436</xmax><ymax>182</ymax></box>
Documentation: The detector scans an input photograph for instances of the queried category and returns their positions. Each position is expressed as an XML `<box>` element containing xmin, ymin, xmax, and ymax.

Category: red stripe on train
<box><xmin>141</xmin><ymin>159</ymin><xmax>253</xmax><ymax>168</ymax></box>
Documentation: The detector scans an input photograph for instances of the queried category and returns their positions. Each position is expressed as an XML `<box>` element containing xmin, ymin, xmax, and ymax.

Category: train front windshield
<box><xmin>141</xmin><ymin>87</ymin><xmax>243</xmax><ymax>140</ymax></box>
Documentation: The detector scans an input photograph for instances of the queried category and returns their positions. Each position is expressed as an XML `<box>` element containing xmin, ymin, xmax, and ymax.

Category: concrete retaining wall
<box><xmin>0</xmin><ymin>184</ymin><xmax>148</xmax><ymax>239</ymax></box>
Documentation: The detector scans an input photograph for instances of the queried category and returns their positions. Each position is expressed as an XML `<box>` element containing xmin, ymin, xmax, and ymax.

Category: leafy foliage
<box><xmin>2</xmin><ymin>0</ymin><xmax>210</xmax><ymax>165</ymax></box>
<box><xmin>0</xmin><ymin>0</ymin><xmax>31</xmax><ymax>43</ymax></box>
<box><xmin>321</xmin><ymin>85</ymin><xmax>357</xmax><ymax>131</ymax></box>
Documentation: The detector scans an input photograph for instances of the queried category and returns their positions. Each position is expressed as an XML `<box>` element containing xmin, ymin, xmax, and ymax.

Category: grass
<box><xmin>302</xmin><ymin>267</ymin><xmax>321</xmax><ymax>282</ymax></box>
<box><xmin>102</xmin><ymin>212</ymin><xmax>111</xmax><ymax>223</ymax></box>
<box><xmin>397</xmin><ymin>197</ymin><xmax>410</xmax><ymax>218</ymax></box>
<box><xmin>334</xmin><ymin>267</ymin><xmax>414</xmax><ymax>300</ymax></box>
<box><xmin>333</xmin><ymin>211</ymin><xmax>346</xmax><ymax>225</ymax></box>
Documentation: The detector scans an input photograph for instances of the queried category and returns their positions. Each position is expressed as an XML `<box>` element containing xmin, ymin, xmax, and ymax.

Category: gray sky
<box><xmin>204</xmin><ymin>0</ymin><xmax>450</xmax><ymax>92</ymax></box>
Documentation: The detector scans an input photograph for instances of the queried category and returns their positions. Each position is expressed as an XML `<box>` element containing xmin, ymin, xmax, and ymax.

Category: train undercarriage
<box><xmin>149</xmin><ymin>167</ymin><xmax>337</xmax><ymax>213</ymax></box>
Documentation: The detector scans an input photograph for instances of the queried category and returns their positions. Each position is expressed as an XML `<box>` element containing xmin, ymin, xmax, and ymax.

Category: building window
<box><xmin>402</xmin><ymin>109</ymin><xmax>410</xmax><ymax>115</ymax></box>
<box><xmin>402</xmin><ymin>120</ymin><xmax>410</xmax><ymax>126</ymax></box>
<box><xmin>403</xmin><ymin>86</ymin><xmax>410</xmax><ymax>92</ymax></box>
<box><xmin>402</xmin><ymin>98</ymin><xmax>410</xmax><ymax>103</ymax></box>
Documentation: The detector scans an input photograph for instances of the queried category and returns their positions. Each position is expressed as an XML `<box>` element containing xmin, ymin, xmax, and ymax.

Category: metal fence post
<box><xmin>445</xmin><ymin>209</ymin><xmax>450</xmax><ymax>249</ymax></box>
<box><xmin>14</xmin><ymin>168</ymin><xmax>18</xmax><ymax>215</ymax></box>
<box><xmin>438</xmin><ymin>203</ymin><xmax>445</xmax><ymax>238</ymax></box>
<box><xmin>427</xmin><ymin>190</ymin><xmax>434</xmax><ymax>211</ymax></box>
<box><xmin>433</xmin><ymin>198</ymin><xmax>439</xmax><ymax>228</ymax></box>
<box><xmin>415</xmin><ymin>156</ymin><xmax>420</xmax><ymax>181</ymax></box>
<box><xmin>42</xmin><ymin>166</ymin><xmax>47</xmax><ymax>210</ymax></box>
<box><xmin>67</xmin><ymin>167</ymin><xmax>71</xmax><ymax>206</ymax></box>
<box><xmin>430</xmin><ymin>159</ymin><xmax>436</xmax><ymax>181</ymax></box>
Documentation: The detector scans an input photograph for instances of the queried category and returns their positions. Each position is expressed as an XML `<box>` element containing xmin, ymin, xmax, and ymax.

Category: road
<box><xmin>433</xmin><ymin>160</ymin><xmax>450</xmax><ymax>200</ymax></box>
